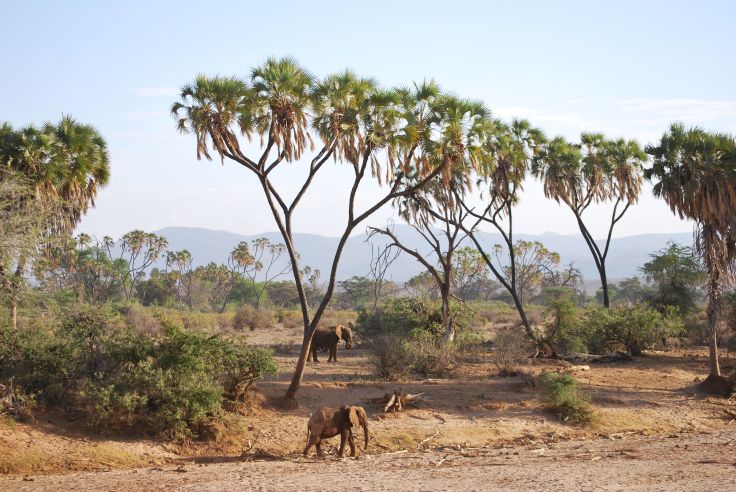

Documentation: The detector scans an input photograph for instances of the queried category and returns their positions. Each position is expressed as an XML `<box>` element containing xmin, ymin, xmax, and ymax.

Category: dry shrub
<box><xmin>370</xmin><ymin>334</ymin><xmax>411</xmax><ymax>380</ymax></box>
<box><xmin>233</xmin><ymin>306</ymin><xmax>274</xmax><ymax>331</ymax></box>
<box><xmin>370</xmin><ymin>332</ymin><xmax>459</xmax><ymax>380</ymax></box>
<box><xmin>275</xmin><ymin>309</ymin><xmax>303</xmax><ymax>329</ymax></box>
<box><xmin>493</xmin><ymin>327</ymin><xmax>529</xmax><ymax>376</ymax></box>
<box><xmin>525</xmin><ymin>309</ymin><xmax>544</xmax><ymax>328</ymax></box>
<box><xmin>120</xmin><ymin>305</ymin><xmax>161</xmax><ymax>336</ymax></box>
<box><xmin>319</xmin><ymin>309</ymin><xmax>358</xmax><ymax>328</ymax></box>
<box><xmin>408</xmin><ymin>333</ymin><xmax>458</xmax><ymax>378</ymax></box>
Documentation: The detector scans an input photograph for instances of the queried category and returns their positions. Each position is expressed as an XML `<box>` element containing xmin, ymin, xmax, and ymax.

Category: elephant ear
<box><xmin>348</xmin><ymin>406</ymin><xmax>361</xmax><ymax>428</ymax></box>
<box><xmin>334</xmin><ymin>325</ymin><xmax>343</xmax><ymax>339</ymax></box>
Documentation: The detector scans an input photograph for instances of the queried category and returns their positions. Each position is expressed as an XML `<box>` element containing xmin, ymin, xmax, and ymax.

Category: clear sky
<box><xmin>2</xmin><ymin>0</ymin><xmax>735</xmax><ymax>240</ymax></box>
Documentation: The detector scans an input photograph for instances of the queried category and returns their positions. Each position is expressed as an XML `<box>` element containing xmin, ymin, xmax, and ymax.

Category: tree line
<box><xmin>2</xmin><ymin>57</ymin><xmax>734</xmax><ymax>405</ymax></box>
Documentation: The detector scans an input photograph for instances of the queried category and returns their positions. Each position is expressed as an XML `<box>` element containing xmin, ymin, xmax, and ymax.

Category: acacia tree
<box><xmin>641</xmin><ymin>242</ymin><xmax>704</xmax><ymax>313</ymax></box>
<box><xmin>406</xmin><ymin>271</ymin><xmax>439</xmax><ymax>300</ymax></box>
<box><xmin>452</xmin><ymin>246</ymin><xmax>489</xmax><ymax>301</ymax></box>
<box><xmin>532</xmin><ymin>134</ymin><xmax>646</xmax><ymax>307</ymax></box>
<box><xmin>173</xmin><ymin>59</ymin><xmax>469</xmax><ymax>403</ymax></box>
<box><xmin>0</xmin><ymin>173</ymin><xmax>58</xmax><ymax>326</ymax></box>
<box><xmin>503</xmin><ymin>240</ymin><xmax>560</xmax><ymax>306</ymax></box>
<box><xmin>645</xmin><ymin>123</ymin><xmax>736</xmax><ymax>378</ymax></box>
<box><xmin>34</xmin><ymin>233</ymin><xmax>119</xmax><ymax>304</ymax></box>
<box><xmin>369</xmin><ymin>177</ymin><xmax>474</xmax><ymax>343</ymax></box>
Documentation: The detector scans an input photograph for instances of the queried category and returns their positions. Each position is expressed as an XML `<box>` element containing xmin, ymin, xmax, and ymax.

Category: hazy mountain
<box><xmin>154</xmin><ymin>226</ymin><xmax>693</xmax><ymax>284</ymax></box>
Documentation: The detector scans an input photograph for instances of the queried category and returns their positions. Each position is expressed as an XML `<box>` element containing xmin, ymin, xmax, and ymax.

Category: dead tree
<box><xmin>366</xmin><ymin>234</ymin><xmax>401</xmax><ymax>311</ymax></box>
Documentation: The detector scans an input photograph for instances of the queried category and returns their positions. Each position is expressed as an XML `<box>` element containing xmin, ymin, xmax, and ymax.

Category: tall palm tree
<box><xmin>532</xmin><ymin>134</ymin><xmax>646</xmax><ymax>307</ymax></box>
<box><xmin>0</xmin><ymin>116</ymin><xmax>109</xmax><ymax>327</ymax></box>
<box><xmin>645</xmin><ymin>123</ymin><xmax>736</xmax><ymax>377</ymax></box>
<box><xmin>173</xmin><ymin>59</ymin><xmax>470</xmax><ymax>404</ymax></box>
<box><xmin>1</xmin><ymin>116</ymin><xmax>110</xmax><ymax>234</ymax></box>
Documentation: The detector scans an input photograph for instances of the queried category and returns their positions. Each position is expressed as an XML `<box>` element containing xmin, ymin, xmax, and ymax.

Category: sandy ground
<box><xmin>3</xmin><ymin>429</ymin><xmax>735</xmax><ymax>491</ymax></box>
<box><xmin>2</xmin><ymin>320</ymin><xmax>736</xmax><ymax>490</ymax></box>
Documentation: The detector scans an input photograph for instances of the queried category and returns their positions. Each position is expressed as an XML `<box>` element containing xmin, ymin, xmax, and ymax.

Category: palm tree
<box><xmin>173</xmin><ymin>59</ymin><xmax>468</xmax><ymax>404</ymax></box>
<box><xmin>645</xmin><ymin>123</ymin><xmax>736</xmax><ymax>378</ymax></box>
<box><xmin>368</xmin><ymin>95</ymin><xmax>493</xmax><ymax>344</ymax></box>
<box><xmin>532</xmin><ymin>134</ymin><xmax>646</xmax><ymax>307</ymax></box>
<box><xmin>0</xmin><ymin>116</ymin><xmax>110</xmax><ymax>327</ymax></box>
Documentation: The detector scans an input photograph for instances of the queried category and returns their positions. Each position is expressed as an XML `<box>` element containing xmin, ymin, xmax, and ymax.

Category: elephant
<box><xmin>310</xmin><ymin>324</ymin><xmax>353</xmax><ymax>363</ymax></box>
<box><xmin>303</xmin><ymin>405</ymin><xmax>369</xmax><ymax>458</ymax></box>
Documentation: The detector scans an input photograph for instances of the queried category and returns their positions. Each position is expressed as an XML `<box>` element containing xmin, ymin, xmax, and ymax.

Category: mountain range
<box><xmin>153</xmin><ymin>226</ymin><xmax>693</xmax><ymax>286</ymax></box>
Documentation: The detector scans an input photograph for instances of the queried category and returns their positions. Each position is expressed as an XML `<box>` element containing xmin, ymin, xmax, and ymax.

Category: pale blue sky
<box><xmin>2</xmin><ymin>0</ymin><xmax>735</xmax><ymax>240</ymax></box>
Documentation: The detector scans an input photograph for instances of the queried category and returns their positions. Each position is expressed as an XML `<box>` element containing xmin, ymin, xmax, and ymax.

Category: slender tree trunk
<box><xmin>284</xmin><ymin>327</ymin><xmax>316</xmax><ymax>402</ymax></box>
<box><xmin>441</xmin><ymin>286</ymin><xmax>454</xmax><ymax>344</ymax></box>
<box><xmin>599</xmin><ymin>266</ymin><xmax>610</xmax><ymax>308</ymax></box>
<box><xmin>509</xmin><ymin>289</ymin><xmax>537</xmax><ymax>346</ymax></box>
<box><xmin>284</xmin><ymin>225</ymin><xmax>354</xmax><ymax>404</ymax></box>
<box><xmin>706</xmin><ymin>295</ymin><xmax>721</xmax><ymax>376</ymax></box>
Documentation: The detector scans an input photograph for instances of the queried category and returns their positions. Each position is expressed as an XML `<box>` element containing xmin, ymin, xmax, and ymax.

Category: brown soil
<box><xmin>3</xmin><ymin>430</ymin><xmax>735</xmax><ymax>491</ymax></box>
<box><xmin>2</xmin><ymin>328</ymin><xmax>736</xmax><ymax>490</ymax></box>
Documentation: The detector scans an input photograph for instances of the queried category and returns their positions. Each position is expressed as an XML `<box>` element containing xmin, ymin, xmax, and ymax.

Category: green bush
<box><xmin>558</xmin><ymin>304</ymin><xmax>683</xmax><ymax>355</ymax></box>
<box><xmin>607</xmin><ymin>304</ymin><xmax>683</xmax><ymax>355</ymax></box>
<box><xmin>543</xmin><ymin>290</ymin><xmax>581</xmax><ymax>353</ymax></box>
<box><xmin>537</xmin><ymin>371</ymin><xmax>593</xmax><ymax>425</ymax></box>
<box><xmin>0</xmin><ymin>305</ymin><xmax>277</xmax><ymax>440</ymax></box>
<box><xmin>221</xmin><ymin>342</ymin><xmax>278</xmax><ymax>401</ymax></box>
<box><xmin>357</xmin><ymin>297</ymin><xmax>472</xmax><ymax>340</ymax></box>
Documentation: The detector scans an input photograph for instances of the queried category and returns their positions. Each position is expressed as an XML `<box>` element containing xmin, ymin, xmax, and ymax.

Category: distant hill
<box><xmin>154</xmin><ymin>226</ymin><xmax>693</xmax><ymax>285</ymax></box>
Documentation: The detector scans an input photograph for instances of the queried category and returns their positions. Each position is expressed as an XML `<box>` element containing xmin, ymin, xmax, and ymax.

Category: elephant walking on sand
<box><xmin>303</xmin><ymin>406</ymin><xmax>369</xmax><ymax>458</ymax></box>
<box><xmin>310</xmin><ymin>324</ymin><xmax>353</xmax><ymax>363</ymax></box>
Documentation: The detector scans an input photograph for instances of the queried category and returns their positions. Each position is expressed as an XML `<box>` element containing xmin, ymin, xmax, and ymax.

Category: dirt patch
<box><xmin>1</xmin><ymin>346</ymin><xmax>735</xmax><ymax>487</ymax></box>
<box><xmin>3</xmin><ymin>430</ymin><xmax>735</xmax><ymax>491</ymax></box>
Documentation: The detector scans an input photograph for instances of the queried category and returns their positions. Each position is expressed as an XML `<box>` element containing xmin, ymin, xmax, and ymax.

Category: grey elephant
<box><xmin>310</xmin><ymin>324</ymin><xmax>353</xmax><ymax>362</ymax></box>
<box><xmin>303</xmin><ymin>405</ymin><xmax>369</xmax><ymax>458</ymax></box>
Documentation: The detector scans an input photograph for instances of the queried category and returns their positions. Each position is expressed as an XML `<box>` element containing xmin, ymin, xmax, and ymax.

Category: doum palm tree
<box><xmin>173</xmin><ymin>58</ymin><xmax>485</xmax><ymax>403</ymax></box>
<box><xmin>532</xmin><ymin>133</ymin><xmax>646</xmax><ymax>307</ymax></box>
<box><xmin>646</xmin><ymin>123</ymin><xmax>736</xmax><ymax>378</ymax></box>
<box><xmin>0</xmin><ymin>116</ymin><xmax>110</xmax><ymax>327</ymax></box>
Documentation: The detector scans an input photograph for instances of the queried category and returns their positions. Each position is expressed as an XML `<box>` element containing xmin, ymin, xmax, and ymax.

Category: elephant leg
<box><xmin>338</xmin><ymin>431</ymin><xmax>347</xmax><ymax>457</ymax></box>
<box><xmin>303</xmin><ymin>433</ymin><xmax>318</xmax><ymax>456</ymax></box>
<box><xmin>348</xmin><ymin>432</ymin><xmax>356</xmax><ymax>457</ymax></box>
<box><xmin>329</xmin><ymin>344</ymin><xmax>336</xmax><ymax>362</ymax></box>
<box><xmin>311</xmin><ymin>348</ymin><xmax>319</xmax><ymax>363</ymax></box>
<box><xmin>315</xmin><ymin>440</ymin><xmax>324</xmax><ymax>457</ymax></box>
